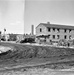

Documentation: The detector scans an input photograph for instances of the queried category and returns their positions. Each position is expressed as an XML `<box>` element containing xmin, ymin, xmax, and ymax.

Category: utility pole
<box><xmin>0</xmin><ymin>31</ymin><xmax>1</xmax><ymax>42</ymax></box>
<box><xmin>4</xmin><ymin>28</ymin><xmax>6</xmax><ymax>40</ymax></box>
<box><xmin>4</xmin><ymin>28</ymin><xmax>6</xmax><ymax>36</ymax></box>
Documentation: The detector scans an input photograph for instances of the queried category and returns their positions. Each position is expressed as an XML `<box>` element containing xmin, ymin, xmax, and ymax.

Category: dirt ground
<box><xmin>0</xmin><ymin>67</ymin><xmax>74</xmax><ymax>75</ymax></box>
<box><xmin>0</xmin><ymin>42</ymin><xmax>74</xmax><ymax>75</ymax></box>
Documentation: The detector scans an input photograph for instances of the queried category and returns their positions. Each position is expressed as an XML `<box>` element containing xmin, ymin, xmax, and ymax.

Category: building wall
<box><xmin>36</xmin><ymin>24</ymin><xmax>74</xmax><ymax>42</ymax></box>
<box><xmin>36</xmin><ymin>25</ymin><xmax>47</xmax><ymax>36</ymax></box>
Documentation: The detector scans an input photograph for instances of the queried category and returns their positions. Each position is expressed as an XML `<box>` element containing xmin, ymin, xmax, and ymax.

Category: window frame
<box><xmin>57</xmin><ymin>28</ymin><xmax>60</xmax><ymax>32</ymax></box>
<box><xmin>64</xmin><ymin>29</ymin><xmax>67</xmax><ymax>33</ymax></box>
<box><xmin>69</xmin><ymin>35</ymin><xmax>71</xmax><ymax>39</ymax></box>
<box><xmin>40</xmin><ymin>28</ymin><xmax>42</xmax><ymax>32</ymax></box>
<box><xmin>64</xmin><ymin>35</ymin><xmax>67</xmax><ymax>39</ymax></box>
<box><xmin>48</xmin><ymin>27</ymin><xmax>51</xmax><ymax>32</ymax></box>
<box><xmin>53</xmin><ymin>35</ymin><xmax>55</xmax><ymax>39</ymax></box>
<box><xmin>69</xmin><ymin>29</ymin><xmax>71</xmax><ymax>33</ymax></box>
<box><xmin>53</xmin><ymin>28</ymin><xmax>55</xmax><ymax>31</ymax></box>
<box><xmin>57</xmin><ymin>35</ymin><xmax>60</xmax><ymax>39</ymax></box>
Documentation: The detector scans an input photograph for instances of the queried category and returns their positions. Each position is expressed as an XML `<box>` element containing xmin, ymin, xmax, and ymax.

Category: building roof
<box><xmin>37</xmin><ymin>23</ymin><xmax>74</xmax><ymax>30</ymax></box>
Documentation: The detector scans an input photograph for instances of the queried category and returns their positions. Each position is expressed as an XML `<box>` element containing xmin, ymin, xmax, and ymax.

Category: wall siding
<box><xmin>36</xmin><ymin>24</ymin><xmax>74</xmax><ymax>42</ymax></box>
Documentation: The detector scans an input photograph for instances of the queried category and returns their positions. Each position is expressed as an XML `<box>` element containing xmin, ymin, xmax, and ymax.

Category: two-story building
<box><xmin>36</xmin><ymin>22</ymin><xmax>74</xmax><ymax>43</ymax></box>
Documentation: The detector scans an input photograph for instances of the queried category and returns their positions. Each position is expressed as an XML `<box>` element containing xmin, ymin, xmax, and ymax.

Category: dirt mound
<box><xmin>0</xmin><ymin>42</ymin><xmax>74</xmax><ymax>61</ymax></box>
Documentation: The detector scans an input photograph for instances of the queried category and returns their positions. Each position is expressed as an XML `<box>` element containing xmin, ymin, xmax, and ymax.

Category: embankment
<box><xmin>0</xmin><ymin>42</ymin><xmax>74</xmax><ymax>60</ymax></box>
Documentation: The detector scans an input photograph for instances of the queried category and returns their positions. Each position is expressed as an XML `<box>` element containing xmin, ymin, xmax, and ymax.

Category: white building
<box><xmin>36</xmin><ymin>22</ymin><xmax>74</xmax><ymax>43</ymax></box>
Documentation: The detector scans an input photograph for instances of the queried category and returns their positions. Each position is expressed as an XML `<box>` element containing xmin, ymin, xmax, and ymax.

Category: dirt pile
<box><xmin>0</xmin><ymin>43</ymin><xmax>74</xmax><ymax>60</ymax></box>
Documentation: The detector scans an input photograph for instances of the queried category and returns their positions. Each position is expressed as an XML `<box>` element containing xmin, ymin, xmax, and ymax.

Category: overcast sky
<box><xmin>0</xmin><ymin>0</ymin><xmax>74</xmax><ymax>34</ymax></box>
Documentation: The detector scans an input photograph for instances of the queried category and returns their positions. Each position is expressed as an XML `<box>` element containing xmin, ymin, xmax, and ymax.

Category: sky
<box><xmin>0</xmin><ymin>0</ymin><xmax>24</xmax><ymax>34</ymax></box>
<box><xmin>0</xmin><ymin>0</ymin><xmax>74</xmax><ymax>34</ymax></box>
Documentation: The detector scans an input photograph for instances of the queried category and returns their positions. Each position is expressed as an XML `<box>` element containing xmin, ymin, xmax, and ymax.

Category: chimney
<box><xmin>31</xmin><ymin>25</ymin><xmax>34</xmax><ymax>35</ymax></box>
<box><xmin>47</xmin><ymin>22</ymin><xmax>50</xmax><ymax>24</ymax></box>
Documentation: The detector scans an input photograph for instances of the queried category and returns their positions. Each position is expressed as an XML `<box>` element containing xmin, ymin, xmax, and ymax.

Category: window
<box><xmin>69</xmin><ymin>35</ymin><xmax>71</xmax><ymax>39</ymax></box>
<box><xmin>48</xmin><ymin>28</ymin><xmax>50</xmax><ymax>32</ymax></box>
<box><xmin>40</xmin><ymin>28</ymin><xmax>42</xmax><ymax>32</ymax></box>
<box><xmin>57</xmin><ymin>35</ymin><xmax>60</xmax><ymax>39</ymax></box>
<box><xmin>48</xmin><ymin>35</ymin><xmax>50</xmax><ymax>37</ymax></box>
<box><xmin>64</xmin><ymin>29</ymin><xmax>66</xmax><ymax>33</ymax></box>
<box><xmin>64</xmin><ymin>35</ymin><xmax>67</xmax><ymax>39</ymax></box>
<box><xmin>48</xmin><ymin>35</ymin><xmax>50</xmax><ymax>38</ymax></box>
<box><xmin>57</xmin><ymin>29</ymin><xmax>60</xmax><ymax>32</ymax></box>
<box><xmin>53</xmin><ymin>35</ymin><xmax>55</xmax><ymax>39</ymax></box>
<box><xmin>69</xmin><ymin>29</ymin><xmax>71</xmax><ymax>33</ymax></box>
<box><xmin>53</xmin><ymin>28</ymin><xmax>55</xmax><ymax>31</ymax></box>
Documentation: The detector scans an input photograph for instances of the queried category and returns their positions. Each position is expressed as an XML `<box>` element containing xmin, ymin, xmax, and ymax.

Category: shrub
<box><xmin>20</xmin><ymin>38</ymin><xmax>35</xmax><ymax>43</ymax></box>
<box><xmin>58</xmin><ymin>39</ymin><xmax>68</xmax><ymax>46</ymax></box>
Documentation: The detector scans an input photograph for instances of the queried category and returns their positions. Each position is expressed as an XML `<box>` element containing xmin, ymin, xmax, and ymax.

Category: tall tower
<box><xmin>24</xmin><ymin>0</ymin><xmax>26</xmax><ymax>34</ymax></box>
<box><xmin>31</xmin><ymin>25</ymin><xmax>34</xmax><ymax>35</ymax></box>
